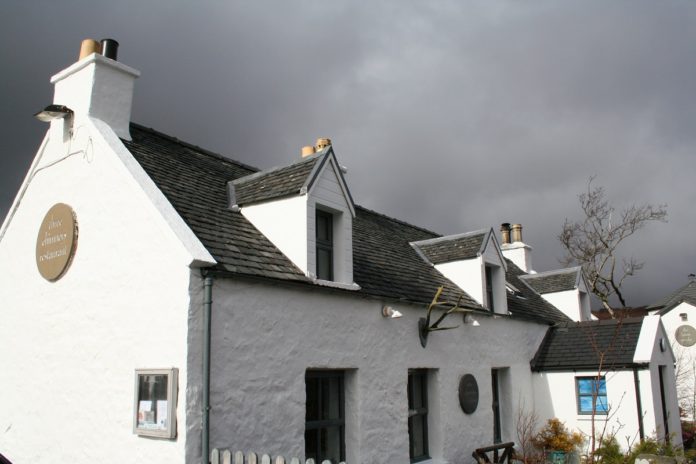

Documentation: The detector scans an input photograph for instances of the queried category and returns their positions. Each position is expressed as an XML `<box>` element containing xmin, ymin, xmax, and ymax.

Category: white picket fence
<box><xmin>211</xmin><ymin>449</ymin><xmax>346</xmax><ymax>464</ymax></box>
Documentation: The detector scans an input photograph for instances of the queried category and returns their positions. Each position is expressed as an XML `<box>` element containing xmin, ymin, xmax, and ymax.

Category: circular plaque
<box><xmin>35</xmin><ymin>203</ymin><xmax>78</xmax><ymax>281</ymax></box>
<box><xmin>459</xmin><ymin>374</ymin><xmax>479</xmax><ymax>414</ymax></box>
<box><xmin>675</xmin><ymin>325</ymin><xmax>696</xmax><ymax>347</ymax></box>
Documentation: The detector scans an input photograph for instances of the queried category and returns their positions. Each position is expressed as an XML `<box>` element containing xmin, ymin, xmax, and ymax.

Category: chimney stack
<box><xmin>499</xmin><ymin>222</ymin><xmax>533</xmax><ymax>273</ymax></box>
<box><xmin>500</xmin><ymin>223</ymin><xmax>511</xmax><ymax>245</ymax></box>
<box><xmin>49</xmin><ymin>38</ymin><xmax>140</xmax><ymax>140</ymax></box>
<box><xmin>301</xmin><ymin>146</ymin><xmax>315</xmax><ymax>157</ymax></box>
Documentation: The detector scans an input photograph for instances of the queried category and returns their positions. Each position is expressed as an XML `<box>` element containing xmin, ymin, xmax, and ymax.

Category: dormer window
<box><xmin>411</xmin><ymin>228</ymin><xmax>508</xmax><ymax>315</ymax></box>
<box><xmin>230</xmin><ymin>147</ymin><xmax>357</xmax><ymax>288</ymax></box>
<box><xmin>316</xmin><ymin>209</ymin><xmax>334</xmax><ymax>281</ymax></box>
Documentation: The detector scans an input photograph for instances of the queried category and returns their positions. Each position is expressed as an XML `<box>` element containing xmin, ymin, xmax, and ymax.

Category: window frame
<box><xmin>575</xmin><ymin>376</ymin><xmax>608</xmax><ymax>415</ymax></box>
<box><xmin>315</xmin><ymin>209</ymin><xmax>334</xmax><ymax>281</ymax></box>
<box><xmin>305</xmin><ymin>370</ymin><xmax>345</xmax><ymax>463</ymax></box>
<box><xmin>133</xmin><ymin>368</ymin><xmax>178</xmax><ymax>439</ymax></box>
<box><xmin>408</xmin><ymin>369</ymin><xmax>430</xmax><ymax>463</ymax></box>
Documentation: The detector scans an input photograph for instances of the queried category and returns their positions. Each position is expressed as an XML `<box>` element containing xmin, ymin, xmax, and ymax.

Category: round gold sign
<box><xmin>35</xmin><ymin>203</ymin><xmax>78</xmax><ymax>281</ymax></box>
<box><xmin>676</xmin><ymin>325</ymin><xmax>696</xmax><ymax>347</ymax></box>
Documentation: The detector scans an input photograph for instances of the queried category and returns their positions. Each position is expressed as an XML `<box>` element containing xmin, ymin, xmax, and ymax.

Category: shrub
<box><xmin>532</xmin><ymin>418</ymin><xmax>584</xmax><ymax>453</ymax></box>
<box><xmin>594</xmin><ymin>436</ymin><xmax>624</xmax><ymax>464</ymax></box>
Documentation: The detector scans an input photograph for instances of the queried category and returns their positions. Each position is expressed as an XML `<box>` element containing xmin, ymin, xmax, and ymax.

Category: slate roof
<box><xmin>412</xmin><ymin>231</ymin><xmax>488</xmax><ymax>265</ymax></box>
<box><xmin>123</xmin><ymin>123</ymin><xmax>570</xmax><ymax>323</ymax></box>
<box><xmin>531</xmin><ymin>318</ymin><xmax>645</xmax><ymax>371</ymax></box>
<box><xmin>648</xmin><ymin>277</ymin><xmax>696</xmax><ymax>315</ymax></box>
<box><xmin>521</xmin><ymin>267</ymin><xmax>581</xmax><ymax>294</ymax></box>
<box><xmin>506</xmin><ymin>261</ymin><xmax>571</xmax><ymax>324</ymax></box>
<box><xmin>230</xmin><ymin>155</ymin><xmax>320</xmax><ymax>206</ymax></box>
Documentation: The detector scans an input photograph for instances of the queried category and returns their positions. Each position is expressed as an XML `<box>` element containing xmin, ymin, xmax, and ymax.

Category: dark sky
<box><xmin>2</xmin><ymin>1</ymin><xmax>695</xmax><ymax>308</ymax></box>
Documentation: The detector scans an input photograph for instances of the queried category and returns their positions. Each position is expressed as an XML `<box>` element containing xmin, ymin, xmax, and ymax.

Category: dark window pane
<box><xmin>317</xmin><ymin>248</ymin><xmax>332</xmax><ymax>280</ymax></box>
<box><xmin>306</xmin><ymin>371</ymin><xmax>345</xmax><ymax>463</ymax></box>
<box><xmin>408</xmin><ymin>370</ymin><xmax>429</xmax><ymax>462</ymax></box>
<box><xmin>409</xmin><ymin>415</ymin><xmax>426</xmax><ymax>458</ymax></box>
<box><xmin>321</xmin><ymin>426</ymin><xmax>343</xmax><ymax>463</ymax></box>
<box><xmin>306</xmin><ymin>377</ymin><xmax>319</xmax><ymax>421</ymax></box>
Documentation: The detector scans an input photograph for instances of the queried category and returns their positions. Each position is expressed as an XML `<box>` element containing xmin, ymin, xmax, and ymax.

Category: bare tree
<box><xmin>515</xmin><ymin>399</ymin><xmax>541</xmax><ymax>464</ymax></box>
<box><xmin>559</xmin><ymin>178</ymin><xmax>667</xmax><ymax>316</ymax></box>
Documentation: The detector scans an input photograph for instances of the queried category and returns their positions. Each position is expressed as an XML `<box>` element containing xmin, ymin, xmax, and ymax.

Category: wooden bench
<box><xmin>472</xmin><ymin>442</ymin><xmax>515</xmax><ymax>464</ymax></box>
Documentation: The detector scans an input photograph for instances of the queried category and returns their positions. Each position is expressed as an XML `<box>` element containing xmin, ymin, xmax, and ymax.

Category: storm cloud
<box><xmin>2</xmin><ymin>1</ymin><xmax>695</xmax><ymax>307</ymax></box>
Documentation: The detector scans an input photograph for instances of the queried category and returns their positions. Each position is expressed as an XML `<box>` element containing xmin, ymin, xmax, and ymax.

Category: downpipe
<box><xmin>202</xmin><ymin>273</ymin><xmax>214</xmax><ymax>464</ymax></box>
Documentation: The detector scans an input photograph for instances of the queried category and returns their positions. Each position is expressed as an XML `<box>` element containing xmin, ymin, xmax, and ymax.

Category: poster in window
<box><xmin>133</xmin><ymin>368</ymin><xmax>178</xmax><ymax>438</ymax></box>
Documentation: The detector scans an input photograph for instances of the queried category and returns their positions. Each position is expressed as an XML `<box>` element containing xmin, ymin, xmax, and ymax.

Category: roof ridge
<box><xmin>521</xmin><ymin>266</ymin><xmax>581</xmax><ymax>280</ymax></box>
<box><xmin>129</xmin><ymin>122</ymin><xmax>261</xmax><ymax>173</ymax></box>
<box><xmin>231</xmin><ymin>153</ymin><xmax>320</xmax><ymax>186</ymax></box>
<box><xmin>410</xmin><ymin>228</ymin><xmax>489</xmax><ymax>247</ymax></box>
<box><xmin>355</xmin><ymin>205</ymin><xmax>441</xmax><ymax>237</ymax></box>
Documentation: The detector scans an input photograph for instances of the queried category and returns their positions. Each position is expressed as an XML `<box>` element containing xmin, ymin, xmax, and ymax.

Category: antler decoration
<box><xmin>419</xmin><ymin>286</ymin><xmax>478</xmax><ymax>348</ymax></box>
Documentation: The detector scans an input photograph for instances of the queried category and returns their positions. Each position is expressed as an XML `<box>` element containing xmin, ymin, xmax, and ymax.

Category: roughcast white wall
<box><xmin>0</xmin><ymin>120</ymin><xmax>196</xmax><ymax>464</ymax></box>
<box><xmin>191</xmin><ymin>276</ymin><xmax>550</xmax><ymax>464</ymax></box>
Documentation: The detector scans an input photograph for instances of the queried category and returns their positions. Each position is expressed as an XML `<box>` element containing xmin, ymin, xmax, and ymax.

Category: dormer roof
<box><xmin>506</xmin><ymin>260</ymin><xmax>571</xmax><ymax>323</ymax></box>
<box><xmin>229</xmin><ymin>148</ymin><xmax>355</xmax><ymax>215</ymax></box>
<box><xmin>412</xmin><ymin>228</ymin><xmax>506</xmax><ymax>268</ymax></box>
<box><xmin>520</xmin><ymin>266</ymin><xmax>583</xmax><ymax>294</ymax></box>
<box><xmin>231</xmin><ymin>154</ymin><xmax>319</xmax><ymax>206</ymax></box>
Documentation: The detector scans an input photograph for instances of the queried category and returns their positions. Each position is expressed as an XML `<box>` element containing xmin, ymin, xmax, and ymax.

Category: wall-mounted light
<box><xmin>34</xmin><ymin>104</ymin><xmax>74</xmax><ymax>122</ymax></box>
<box><xmin>463</xmin><ymin>313</ymin><xmax>480</xmax><ymax>327</ymax></box>
<box><xmin>382</xmin><ymin>305</ymin><xmax>403</xmax><ymax>319</ymax></box>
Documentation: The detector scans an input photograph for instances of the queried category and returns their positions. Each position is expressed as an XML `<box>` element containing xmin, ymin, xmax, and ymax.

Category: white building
<box><xmin>0</xmin><ymin>39</ymin><xmax>681</xmax><ymax>464</ymax></box>
<box><xmin>649</xmin><ymin>276</ymin><xmax>696</xmax><ymax>420</ymax></box>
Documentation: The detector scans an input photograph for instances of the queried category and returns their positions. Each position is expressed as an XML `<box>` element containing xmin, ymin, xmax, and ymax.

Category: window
<box><xmin>681</xmin><ymin>313</ymin><xmax>688</xmax><ymax>322</ymax></box>
<box><xmin>316</xmin><ymin>210</ymin><xmax>333</xmax><ymax>280</ymax></box>
<box><xmin>485</xmin><ymin>265</ymin><xmax>495</xmax><ymax>311</ymax></box>
<box><xmin>408</xmin><ymin>370</ymin><xmax>429</xmax><ymax>463</ymax></box>
<box><xmin>305</xmin><ymin>370</ymin><xmax>345</xmax><ymax>463</ymax></box>
<box><xmin>576</xmin><ymin>376</ymin><xmax>608</xmax><ymax>415</ymax></box>
<box><xmin>133</xmin><ymin>368</ymin><xmax>178</xmax><ymax>438</ymax></box>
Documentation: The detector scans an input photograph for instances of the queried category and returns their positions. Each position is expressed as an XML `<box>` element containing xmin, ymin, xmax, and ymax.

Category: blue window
<box><xmin>576</xmin><ymin>377</ymin><xmax>608</xmax><ymax>415</ymax></box>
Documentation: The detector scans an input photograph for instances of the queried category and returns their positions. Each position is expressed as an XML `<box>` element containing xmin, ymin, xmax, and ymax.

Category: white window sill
<box><xmin>312</xmin><ymin>278</ymin><xmax>361</xmax><ymax>291</ymax></box>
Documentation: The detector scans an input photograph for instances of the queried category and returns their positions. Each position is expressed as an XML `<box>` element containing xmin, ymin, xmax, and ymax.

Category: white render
<box><xmin>196</xmin><ymin>275</ymin><xmax>548</xmax><ymax>464</ymax></box>
<box><xmin>501</xmin><ymin>241</ymin><xmax>533</xmax><ymax>273</ymax></box>
<box><xmin>539</xmin><ymin>287</ymin><xmax>592</xmax><ymax>322</ymax></box>
<box><xmin>0</xmin><ymin>117</ymin><xmax>197</xmax><ymax>463</ymax></box>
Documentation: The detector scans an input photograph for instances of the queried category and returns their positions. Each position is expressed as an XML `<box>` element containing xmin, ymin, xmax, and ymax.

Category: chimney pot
<box><xmin>100</xmin><ymin>38</ymin><xmax>119</xmax><ymax>61</ymax></box>
<box><xmin>301</xmin><ymin>145</ymin><xmax>316</xmax><ymax>158</ymax></box>
<box><xmin>511</xmin><ymin>224</ymin><xmax>523</xmax><ymax>243</ymax></box>
<box><xmin>79</xmin><ymin>39</ymin><xmax>101</xmax><ymax>60</ymax></box>
<box><xmin>500</xmin><ymin>223</ymin><xmax>511</xmax><ymax>245</ymax></box>
<box><xmin>315</xmin><ymin>138</ymin><xmax>332</xmax><ymax>151</ymax></box>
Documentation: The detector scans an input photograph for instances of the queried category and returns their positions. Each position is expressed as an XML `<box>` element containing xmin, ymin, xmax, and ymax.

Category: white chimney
<box><xmin>49</xmin><ymin>39</ymin><xmax>140</xmax><ymax>140</ymax></box>
<box><xmin>500</xmin><ymin>223</ymin><xmax>533</xmax><ymax>273</ymax></box>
